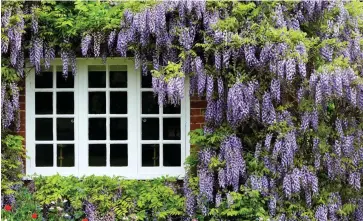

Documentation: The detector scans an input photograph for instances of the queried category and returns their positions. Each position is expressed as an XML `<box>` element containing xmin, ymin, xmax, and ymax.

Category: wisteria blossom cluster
<box><xmin>152</xmin><ymin>75</ymin><xmax>185</xmax><ymax>106</ymax></box>
<box><xmin>1</xmin><ymin>82</ymin><xmax>20</xmax><ymax>131</ymax></box>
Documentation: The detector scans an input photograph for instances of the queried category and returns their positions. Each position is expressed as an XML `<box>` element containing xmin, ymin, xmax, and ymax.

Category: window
<box><xmin>26</xmin><ymin>59</ymin><xmax>190</xmax><ymax>178</ymax></box>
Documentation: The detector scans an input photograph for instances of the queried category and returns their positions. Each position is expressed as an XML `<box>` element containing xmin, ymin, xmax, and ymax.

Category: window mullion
<box><xmin>106</xmin><ymin>65</ymin><xmax>110</xmax><ymax>167</ymax></box>
<box><xmin>53</xmin><ymin>66</ymin><xmax>57</xmax><ymax>168</ymax></box>
<box><xmin>77</xmin><ymin>62</ymin><xmax>88</xmax><ymax>176</ymax></box>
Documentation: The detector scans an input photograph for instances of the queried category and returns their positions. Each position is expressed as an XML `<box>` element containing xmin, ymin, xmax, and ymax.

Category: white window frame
<box><xmin>26</xmin><ymin>58</ymin><xmax>190</xmax><ymax>179</ymax></box>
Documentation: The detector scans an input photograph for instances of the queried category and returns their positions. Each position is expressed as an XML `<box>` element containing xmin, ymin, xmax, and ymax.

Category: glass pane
<box><xmin>89</xmin><ymin>92</ymin><xmax>106</xmax><ymax>114</ymax></box>
<box><xmin>56</xmin><ymin>70</ymin><xmax>74</xmax><ymax>88</ymax></box>
<box><xmin>36</xmin><ymin>144</ymin><xmax>53</xmax><ymax>167</ymax></box>
<box><xmin>88</xmin><ymin>66</ymin><xmax>106</xmax><ymax>88</ymax></box>
<box><xmin>142</xmin><ymin>118</ymin><xmax>159</xmax><ymax>140</ymax></box>
<box><xmin>57</xmin><ymin>92</ymin><xmax>74</xmax><ymax>114</ymax></box>
<box><xmin>57</xmin><ymin>118</ymin><xmax>74</xmax><ymax>140</ymax></box>
<box><xmin>89</xmin><ymin>118</ymin><xmax>106</xmax><ymax>140</ymax></box>
<box><xmin>89</xmin><ymin>144</ymin><xmax>106</xmax><ymax>166</ymax></box>
<box><xmin>36</xmin><ymin>118</ymin><xmax>53</xmax><ymax>140</ymax></box>
<box><xmin>110</xmin><ymin>92</ymin><xmax>127</xmax><ymax>114</ymax></box>
<box><xmin>163</xmin><ymin>144</ymin><xmax>181</xmax><ymax>167</ymax></box>
<box><xmin>35</xmin><ymin>92</ymin><xmax>52</xmax><ymax>114</ymax></box>
<box><xmin>110</xmin><ymin>65</ymin><xmax>127</xmax><ymax>88</ymax></box>
<box><xmin>142</xmin><ymin>144</ymin><xmax>159</xmax><ymax>167</ymax></box>
<box><xmin>57</xmin><ymin>144</ymin><xmax>74</xmax><ymax>167</ymax></box>
<box><xmin>110</xmin><ymin>118</ymin><xmax>127</xmax><ymax>140</ymax></box>
<box><xmin>163</xmin><ymin>118</ymin><xmax>181</xmax><ymax>140</ymax></box>
<box><xmin>163</xmin><ymin>103</ymin><xmax>181</xmax><ymax>114</ymax></box>
<box><xmin>110</xmin><ymin>144</ymin><xmax>128</xmax><ymax>166</ymax></box>
<box><xmin>35</xmin><ymin>71</ymin><xmax>53</xmax><ymax>88</ymax></box>
<box><xmin>142</xmin><ymin>92</ymin><xmax>159</xmax><ymax>114</ymax></box>
<box><xmin>141</xmin><ymin>72</ymin><xmax>152</xmax><ymax>88</ymax></box>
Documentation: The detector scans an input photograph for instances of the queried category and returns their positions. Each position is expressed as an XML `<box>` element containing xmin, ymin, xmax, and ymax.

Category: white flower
<box><xmin>49</xmin><ymin>207</ymin><xmax>55</xmax><ymax>211</ymax></box>
<box><xmin>51</xmin><ymin>201</ymin><xmax>56</xmax><ymax>205</ymax></box>
<box><xmin>56</xmin><ymin>206</ymin><xmax>63</xmax><ymax>211</ymax></box>
<box><xmin>63</xmin><ymin>199</ymin><xmax>68</xmax><ymax>203</ymax></box>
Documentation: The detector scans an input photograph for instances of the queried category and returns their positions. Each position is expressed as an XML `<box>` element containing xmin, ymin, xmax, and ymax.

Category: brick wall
<box><xmin>19</xmin><ymin>80</ymin><xmax>26</xmax><ymax>144</ymax></box>
<box><xmin>190</xmin><ymin>95</ymin><xmax>207</xmax><ymax>130</ymax></box>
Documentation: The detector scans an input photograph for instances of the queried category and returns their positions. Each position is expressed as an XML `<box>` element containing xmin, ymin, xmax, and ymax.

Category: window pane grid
<box><xmin>87</xmin><ymin>65</ymin><xmax>128</xmax><ymax>168</ymax></box>
<box><xmin>34</xmin><ymin>66</ymin><xmax>76</xmax><ymax>168</ymax></box>
<box><xmin>29</xmin><ymin>60</ymin><xmax>186</xmax><ymax>177</ymax></box>
<box><xmin>140</xmin><ymin>88</ymin><xmax>182</xmax><ymax>168</ymax></box>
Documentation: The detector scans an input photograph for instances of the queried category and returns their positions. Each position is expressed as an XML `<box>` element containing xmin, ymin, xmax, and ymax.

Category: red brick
<box><xmin>20</xmin><ymin>111</ymin><xmax>25</xmax><ymax>123</ymax></box>
<box><xmin>19</xmin><ymin>95</ymin><xmax>25</xmax><ymax>103</ymax></box>
<box><xmin>18</xmin><ymin>131</ymin><xmax>25</xmax><ymax>138</ymax></box>
<box><xmin>20</xmin><ymin>102</ymin><xmax>26</xmax><ymax>111</ymax></box>
<box><xmin>191</xmin><ymin>116</ymin><xmax>204</xmax><ymax>124</ymax></box>
<box><xmin>191</xmin><ymin>108</ymin><xmax>201</xmax><ymax>116</ymax></box>
<box><xmin>191</xmin><ymin>100</ymin><xmax>207</xmax><ymax>108</ymax></box>
<box><xmin>20</xmin><ymin>123</ymin><xmax>25</xmax><ymax>131</ymax></box>
<box><xmin>190</xmin><ymin>123</ymin><xmax>201</xmax><ymax>130</ymax></box>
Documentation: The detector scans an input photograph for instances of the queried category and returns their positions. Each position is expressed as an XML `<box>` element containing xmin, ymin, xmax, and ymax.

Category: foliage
<box><xmin>33</xmin><ymin>175</ymin><xmax>184</xmax><ymax>220</ymax></box>
<box><xmin>1</xmin><ymin>188</ymin><xmax>42</xmax><ymax>221</ymax></box>
<box><xmin>1</xmin><ymin>135</ymin><xmax>25</xmax><ymax>195</ymax></box>
<box><xmin>208</xmin><ymin>187</ymin><xmax>269</xmax><ymax>221</ymax></box>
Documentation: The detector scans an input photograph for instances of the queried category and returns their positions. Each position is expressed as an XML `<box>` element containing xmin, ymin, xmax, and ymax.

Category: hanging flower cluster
<box><xmin>1</xmin><ymin>81</ymin><xmax>20</xmax><ymax>132</ymax></box>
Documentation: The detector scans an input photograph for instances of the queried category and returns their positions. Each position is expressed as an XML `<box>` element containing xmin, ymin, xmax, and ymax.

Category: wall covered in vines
<box><xmin>1</xmin><ymin>0</ymin><xmax>363</xmax><ymax>220</ymax></box>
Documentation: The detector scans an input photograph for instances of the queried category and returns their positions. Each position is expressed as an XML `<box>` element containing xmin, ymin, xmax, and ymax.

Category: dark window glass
<box><xmin>142</xmin><ymin>92</ymin><xmax>159</xmax><ymax>114</ymax></box>
<box><xmin>56</xmin><ymin>71</ymin><xmax>74</xmax><ymax>88</ymax></box>
<box><xmin>110</xmin><ymin>144</ymin><xmax>128</xmax><ymax>166</ymax></box>
<box><xmin>35</xmin><ymin>92</ymin><xmax>52</xmax><ymax>114</ymax></box>
<box><xmin>142</xmin><ymin>118</ymin><xmax>159</xmax><ymax>140</ymax></box>
<box><xmin>35</xmin><ymin>71</ymin><xmax>53</xmax><ymax>88</ymax></box>
<box><xmin>57</xmin><ymin>92</ymin><xmax>74</xmax><ymax>114</ymax></box>
<box><xmin>57</xmin><ymin>144</ymin><xmax>74</xmax><ymax>167</ymax></box>
<box><xmin>163</xmin><ymin>103</ymin><xmax>181</xmax><ymax>114</ymax></box>
<box><xmin>110</xmin><ymin>118</ymin><xmax>127</xmax><ymax>140</ymax></box>
<box><xmin>89</xmin><ymin>144</ymin><xmax>106</xmax><ymax>166</ymax></box>
<box><xmin>163</xmin><ymin>144</ymin><xmax>181</xmax><ymax>167</ymax></box>
<box><xmin>142</xmin><ymin>144</ymin><xmax>159</xmax><ymax>167</ymax></box>
<box><xmin>89</xmin><ymin>92</ymin><xmax>106</xmax><ymax>114</ymax></box>
<box><xmin>110</xmin><ymin>92</ymin><xmax>127</xmax><ymax>114</ymax></box>
<box><xmin>57</xmin><ymin>118</ymin><xmax>74</xmax><ymax>140</ymax></box>
<box><xmin>163</xmin><ymin>118</ymin><xmax>180</xmax><ymax>140</ymax></box>
<box><xmin>88</xmin><ymin>66</ymin><xmax>106</xmax><ymax>88</ymax></box>
<box><xmin>109</xmin><ymin>66</ymin><xmax>127</xmax><ymax>88</ymax></box>
<box><xmin>141</xmin><ymin>72</ymin><xmax>152</xmax><ymax>88</ymax></box>
<box><xmin>36</xmin><ymin>144</ymin><xmax>53</xmax><ymax>167</ymax></box>
<box><xmin>89</xmin><ymin>118</ymin><xmax>106</xmax><ymax>140</ymax></box>
<box><xmin>36</xmin><ymin>118</ymin><xmax>53</xmax><ymax>140</ymax></box>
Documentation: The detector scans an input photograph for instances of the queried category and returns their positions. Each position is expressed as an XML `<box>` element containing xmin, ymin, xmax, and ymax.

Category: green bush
<box><xmin>34</xmin><ymin>175</ymin><xmax>185</xmax><ymax>220</ymax></box>
<box><xmin>1</xmin><ymin>188</ymin><xmax>42</xmax><ymax>221</ymax></box>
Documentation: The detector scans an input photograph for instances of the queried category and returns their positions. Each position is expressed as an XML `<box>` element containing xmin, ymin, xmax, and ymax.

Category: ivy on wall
<box><xmin>1</xmin><ymin>0</ymin><xmax>363</xmax><ymax>221</ymax></box>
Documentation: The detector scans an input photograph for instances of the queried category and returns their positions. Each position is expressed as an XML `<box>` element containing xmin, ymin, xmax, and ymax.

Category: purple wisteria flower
<box><xmin>81</xmin><ymin>34</ymin><xmax>92</xmax><ymax>57</ymax></box>
<box><xmin>219</xmin><ymin>135</ymin><xmax>246</xmax><ymax>191</ymax></box>
<box><xmin>262</xmin><ymin>92</ymin><xmax>276</xmax><ymax>125</ymax></box>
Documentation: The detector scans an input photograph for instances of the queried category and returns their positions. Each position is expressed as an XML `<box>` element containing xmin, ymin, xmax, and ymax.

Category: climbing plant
<box><xmin>1</xmin><ymin>0</ymin><xmax>363</xmax><ymax>220</ymax></box>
